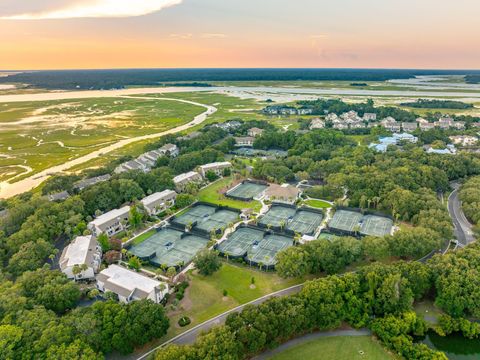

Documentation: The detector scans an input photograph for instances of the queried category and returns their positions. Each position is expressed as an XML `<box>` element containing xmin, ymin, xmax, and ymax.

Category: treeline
<box><xmin>459</xmin><ymin>176</ymin><xmax>480</xmax><ymax>231</ymax></box>
<box><xmin>0</xmin><ymin>267</ymin><xmax>169</xmax><ymax>358</ymax></box>
<box><xmin>2</xmin><ymin>69</ymin><xmax>473</xmax><ymax>90</ymax></box>
<box><xmin>156</xmin><ymin>243</ymin><xmax>480</xmax><ymax>360</ymax></box>
<box><xmin>400</xmin><ymin>99</ymin><xmax>474</xmax><ymax>109</ymax></box>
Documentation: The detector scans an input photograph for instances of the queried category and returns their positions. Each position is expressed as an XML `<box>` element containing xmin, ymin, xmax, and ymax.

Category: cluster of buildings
<box><xmin>172</xmin><ymin>161</ymin><xmax>232</xmax><ymax>191</ymax></box>
<box><xmin>263</xmin><ymin>105</ymin><xmax>313</xmax><ymax>116</ymax></box>
<box><xmin>449</xmin><ymin>135</ymin><xmax>479</xmax><ymax>147</ymax></box>
<box><xmin>369</xmin><ymin>133</ymin><xmax>418</xmax><ymax>153</ymax></box>
<box><xmin>234</xmin><ymin>127</ymin><xmax>264</xmax><ymax>147</ymax></box>
<box><xmin>114</xmin><ymin>144</ymin><xmax>179</xmax><ymax>174</ymax></box>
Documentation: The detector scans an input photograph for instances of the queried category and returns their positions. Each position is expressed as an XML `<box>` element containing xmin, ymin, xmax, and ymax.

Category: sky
<box><xmin>0</xmin><ymin>0</ymin><xmax>479</xmax><ymax>70</ymax></box>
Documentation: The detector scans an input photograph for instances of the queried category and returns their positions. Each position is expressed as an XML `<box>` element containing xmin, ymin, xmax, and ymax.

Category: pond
<box><xmin>420</xmin><ymin>331</ymin><xmax>480</xmax><ymax>359</ymax></box>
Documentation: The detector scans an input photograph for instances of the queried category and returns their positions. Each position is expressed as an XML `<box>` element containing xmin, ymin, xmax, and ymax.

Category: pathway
<box><xmin>447</xmin><ymin>182</ymin><xmax>475</xmax><ymax>247</ymax></box>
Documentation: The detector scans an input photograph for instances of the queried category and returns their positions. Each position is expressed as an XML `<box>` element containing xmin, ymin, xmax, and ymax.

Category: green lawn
<box><xmin>130</xmin><ymin>229</ymin><xmax>156</xmax><ymax>245</ymax></box>
<box><xmin>270</xmin><ymin>336</ymin><xmax>396</xmax><ymax>360</ymax></box>
<box><xmin>304</xmin><ymin>199</ymin><xmax>332</xmax><ymax>209</ymax></box>
<box><xmin>165</xmin><ymin>262</ymin><xmax>308</xmax><ymax>340</ymax></box>
<box><xmin>198</xmin><ymin>177</ymin><xmax>262</xmax><ymax>212</ymax></box>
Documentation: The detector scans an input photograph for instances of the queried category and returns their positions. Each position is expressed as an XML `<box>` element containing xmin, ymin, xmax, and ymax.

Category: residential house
<box><xmin>326</xmin><ymin>113</ymin><xmax>340</xmax><ymax>122</ymax></box>
<box><xmin>436</xmin><ymin>117</ymin><xmax>454</xmax><ymax>129</ymax></box>
<box><xmin>159</xmin><ymin>143</ymin><xmax>179</xmax><ymax>157</ymax></box>
<box><xmin>309</xmin><ymin>118</ymin><xmax>326</xmax><ymax>130</ymax></box>
<box><xmin>198</xmin><ymin>162</ymin><xmax>232</xmax><ymax>177</ymax></box>
<box><xmin>298</xmin><ymin>108</ymin><xmax>313</xmax><ymax>115</ymax></box>
<box><xmin>264</xmin><ymin>184</ymin><xmax>301</xmax><ymax>205</ymax></box>
<box><xmin>59</xmin><ymin>235</ymin><xmax>102</xmax><ymax>280</ymax></box>
<box><xmin>88</xmin><ymin>206</ymin><xmax>131</xmax><ymax>237</ymax></box>
<box><xmin>419</xmin><ymin>122</ymin><xmax>435</xmax><ymax>131</ymax></box>
<box><xmin>178</xmin><ymin>131</ymin><xmax>202</xmax><ymax>141</ymax></box>
<box><xmin>363</xmin><ymin>113</ymin><xmax>377</xmax><ymax>121</ymax></box>
<box><xmin>381</xmin><ymin>117</ymin><xmax>401</xmax><ymax>132</ymax></box>
<box><xmin>472</xmin><ymin>122</ymin><xmax>480</xmax><ymax>128</ymax></box>
<box><xmin>114</xmin><ymin>160</ymin><xmax>148</xmax><ymax>174</ymax></box>
<box><xmin>173</xmin><ymin>171</ymin><xmax>202</xmax><ymax>192</ymax></box>
<box><xmin>74</xmin><ymin>174</ymin><xmax>111</xmax><ymax>191</ymax></box>
<box><xmin>141</xmin><ymin>190</ymin><xmax>177</xmax><ymax>216</ymax></box>
<box><xmin>341</xmin><ymin>110</ymin><xmax>358</xmax><ymax>120</ymax></box>
<box><xmin>416</xmin><ymin>117</ymin><xmax>429</xmax><ymax>125</ymax></box>
<box><xmin>96</xmin><ymin>265</ymin><xmax>168</xmax><ymax>304</ymax></box>
<box><xmin>452</xmin><ymin>121</ymin><xmax>466</xmax><ymax>130</ymax></box>
<box><xmin>234</xmin><ymin>136</ymin><xmax>255</xmax><ymax>147</ymax></box>
<box><xmin>350</xmin><ymin>122</ymin><xmax>366</xmax><ymax>129</ymax></box>
<box><xmin>332</xmin><ymin>123</ymin><xmax>349</xmax><ymax>130</ymax></box>
<box><xmin>425</xmin><ymin>144</ymin><xmax>457</xmax><ymax>155</ymax></box>
<box><xmin>247</xmin><ymin>127</ymin><xmax>264</xmax><ymax>137</ymax></box>
<box><xmin>47</xmin><ymin>191</ymin><xmax>70</xmax><ymax>202</ymax></box>
<box><xmin>449</xmin><ymin>135</ymin><xmax>478</xmax><ymax>147</ymax></box>
<box><xmin>402</xmin><ymin>122</ymin><xmax>418</xmax><ymax>133</ymax></box>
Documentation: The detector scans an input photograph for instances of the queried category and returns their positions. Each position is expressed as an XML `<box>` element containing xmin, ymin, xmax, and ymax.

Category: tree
<box><xmin>176</xmin><ymin>194</ymin><xmax>195</xmax><ymax>209</ymax></box>
<box><xmin>129</xmin><ymin>206</ymin><xmax>144</xmax><ymax>229</ymax></box>
<box><xmin>97</xmin><ymin>233</ymin><xmax>110</xmax><ymax>252</ymax></box>
<box><xmin>193</xmin><ymin>250</ymin><xmax>222</xmax><ymax>276</ymax></box>
<box><xmin>205</xmin><ymin>170</ymin><xmax>219</xmax><ymax>182</ymax></box>
<box><xmin>128</xmin><ymin>256</ymin><xmax>142</xmax><ymax>271</ymax></box>
<box><xmin>166</xmin><ymin>267</ymin><xmax>177</xmax><ymax>282</ymax></box>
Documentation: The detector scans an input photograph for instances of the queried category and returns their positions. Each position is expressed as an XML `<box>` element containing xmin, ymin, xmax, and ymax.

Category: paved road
<box><xmin>448</xmin><ymin>183</ymin><xmax>475</xmax><ymax>246</ymax></box>
<box><xmin>135</xmin><ymin>284</ymin><xmax>304</xmax><ymax>360</ymax></box>
<box><xmin>251</xmin><ymin>329</ymin><xmax>372</xmax><ymax>360</ymax></box>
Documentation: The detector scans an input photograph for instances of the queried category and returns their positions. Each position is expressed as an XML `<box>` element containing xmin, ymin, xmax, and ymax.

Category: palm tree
<box><xmin>72</xmin><ymin>265</ymin><xmax>81</xmax><ymax>280</ymax></box>
<box><xmin>293</xmin><ymin>232</ymin><xmax>302</xmax><ymax>246</ymax></box>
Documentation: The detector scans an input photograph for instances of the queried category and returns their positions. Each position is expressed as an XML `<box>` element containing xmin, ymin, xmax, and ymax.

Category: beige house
<box><xmin>198</xmin><ymin>162</ymin><xmax>232</xmax><ymax>177</ymax></box>
<box><xmin>264</xmin><ymin>184</ymin><xmax>301</xmax><ymax>205</ymax></box>
<box><xmin>310</xmin><ymin>118</ymin><xmax>326</xmax><ymax>130</ymax></box>
<box><xmin>248</xmin><ymin>127</ymin><xmax>264</xmax><ymax>137</ymax></box>
<box><xmin>96</xmin><ymin>265</ymin><xmax>168</xmax><ymax>304</ymax></box>
<box><xmin>449</xmin><ymin>135</ymin><xmax>478</xmax><ymax>147</ymax></box>
<box><xmin>234</xmin><ymin>136</ymin><xmax>255</xmax><ymax>147</ymax></box>
<box><xmin>173</xmin><ymin>171</ymin><xmax>203</xmax><ymax>191</ymax></box>
<box><xmin>59</xmin><ymin>235</ymin><xmax>102</xmax><ymax>280</ymax></box>
<box><xmin>88</xmin><ymin>206</ymin><xmax>131</xmax><ymax>237</ymax></box>
<box><xmin>141</xmin><ymin>190</ymin><xmax>177</xmax><ymax>216</ymax></box>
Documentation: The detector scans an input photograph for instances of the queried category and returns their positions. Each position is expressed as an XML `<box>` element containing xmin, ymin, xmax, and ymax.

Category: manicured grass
<box><xmin>130</xmin><ymin>229</ymin><xmax>156</xmax><ymax>245</ymax></box>
<box><xmin>304</xmin><ymin>199</ymin><xmax>332</xmax><ymax>209</ymax></box>
<box><xmin>270</xmin><ymin>336</ymin><xmax>395</xmax><ymax>360</ymax></box>
<box><xmin>198</xmin><ymin>177</ymin><xmax>262</xmax><ymax>212</ymax></box>
<box><xmin>165</xmin><ymin>262</ymin><xmax>307</xmax><ymax>340</ymax></box>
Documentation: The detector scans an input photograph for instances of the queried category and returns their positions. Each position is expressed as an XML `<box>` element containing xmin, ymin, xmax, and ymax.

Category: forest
<box><xmin>400</xmin><ymin>99</ymin><xmax>474</xmax><ymax>109</ymax></box>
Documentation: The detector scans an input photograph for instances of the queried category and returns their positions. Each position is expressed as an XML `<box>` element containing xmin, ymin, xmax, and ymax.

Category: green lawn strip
<box><xmin>130</xmin><ymin>229</ymin><xmax>156</xmax><ymax>246</ymax></box>
<box><xmin>164</xmin><ymin>263</ymin><xmax>306</xmax><ymax>340</ymax></box>
<box><xmin>270</xmin><ymin>336</ymin><xmax>396</xmax><ymax>360</ymax></box>
<box><xmin>304</xmin><ymin>199</ymin><xmax>332</xmax><ymax>209</ymax></box>
<box><xmin>197</xmin><ymin>177</ymin><xmax>262</xmax><ymax>212</ymax></box>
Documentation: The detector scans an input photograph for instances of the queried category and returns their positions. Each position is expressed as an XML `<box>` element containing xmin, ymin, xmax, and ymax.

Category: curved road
<box><xmin>448</xmin><ymin>182</ymin><xmax>475</xmax><ymax>247</ymax></box>
<box><xmin>0</xmin><ymin>98</ymin><xmax>216</xmax><ymax>199</ymax></box>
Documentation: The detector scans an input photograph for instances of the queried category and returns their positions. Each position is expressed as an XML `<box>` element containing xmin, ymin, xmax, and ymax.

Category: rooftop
<box><xmin>60</xmin><ymin>235</ymin><xmax>97</xmax><ymax>269</ymax></box>
<box><xmin>90</xmin><ymin>206</ymin><xmax>130</xmax><ymax>226</ymax></box>
<box><xmin>98</xmin><ymin>264</ymin><xmax>162</xmax><ymax>295</ymax></box>
<box><xmin>141</xmin><ymin>190</ymin><xmax>176</xmax><ymax>206</ymax></box>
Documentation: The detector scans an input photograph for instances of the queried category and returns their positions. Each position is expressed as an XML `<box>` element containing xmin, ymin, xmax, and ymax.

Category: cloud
<box><xmin>169</xmin><ymin>33</ymin><xmax>193</xmax><ymax>39</ymax></box>
<box><xmin>309</xmin><ymin>34</ymin><xmax>328</xmax><ymax>39</ymax></box>
<box><xmin>201</xmin><ymin>33</ymin><xmax>227</xmax><ymax>39</ymax></box>
<box><xmin>0</xmin><ymin>0</ymin><xmax>183</xmax><ymax>19</ymax></box>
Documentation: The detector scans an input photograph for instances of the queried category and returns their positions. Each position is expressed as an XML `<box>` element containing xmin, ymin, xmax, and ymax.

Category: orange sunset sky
<box><xmin>0</xmin><ymin>0</ymin><xmax>479</xmax><ymax>70</ymax></box>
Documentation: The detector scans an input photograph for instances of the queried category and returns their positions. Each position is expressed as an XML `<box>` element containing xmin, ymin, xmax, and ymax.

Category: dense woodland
<box><xmin>1</xmin><ymin>69</ymin><xmax>478</xmax><ymax>89</ymax></box>
<box><xmin>459</xmin><ymin>176</ymin><xmax>480</xmax><ymax>231</ymax></box>
<box><xmin>400</xmin><ymin>99</ymin><xmax>474</xmax><ymax>109</ymax></box>
<box><xmin>155</xmin><ymin>243</ymin><xmax>480</xmax><ymax>360</ymax></box>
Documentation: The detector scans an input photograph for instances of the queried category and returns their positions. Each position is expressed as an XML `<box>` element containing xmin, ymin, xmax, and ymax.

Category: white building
<box><xmin>363</xmin><ymin>113</ymin><xmax>377</xmax><ymax>121</ymax></box>
<box><xmin>449</xmin><ymin>135</ymin><xmax>478</xmax><ymax>147</ymax></box>
<box><xmin>96</xmin><ymin>265</ymin><xmax>168</xmax><ymax>304</ymax></box>
<box><xmin>88</xmin><ymin>206</ymin><xmax>131</xmax><ymax>237</ymax></box>
<box><xmin>198</xmin><ymin>162</ymin><xmax>232</xmax><ymax>177</ymax></box>
<box><xmin>173</xmin><ymin>171</ymin><xmax>203</xmax><ymax>191</ymax></box>
<box><xmin>310</xmin><ymin>118</ymin><xmax>326</xmax><ymax>130</ymax></box>
<box><xmin>59</xmin><ymin>235</ymin><xmax>102</xmax><ymax>280</ymax></box>
<box><xmin>247</xmin><ymin>127</ymin><xmax>264</xmax><ymax>137</ymax></box>
<box><xmin>141</xmin><ymin>190</ymin><xmax>177</xmax><ymax>216</ymax></box>
<box><xmin>402</xmin><ymin>122</ymin><xmax>418</xmax><ymax>133</ymax></box>
<box><xmin>234</xmin><ymin>137</ymin><xmax>255</xmax><ymax>147</ymax></box>
<box><xmin>159</xmin><ymin>143</ymin><xmax>179</xmax><ymax>157</ymax></box>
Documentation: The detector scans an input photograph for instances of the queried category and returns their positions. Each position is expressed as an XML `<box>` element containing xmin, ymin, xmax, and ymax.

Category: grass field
<box><xmin>164</xmin><ymin>262</ymin><xmax>307</xmax><ymax>340</ymax></box>
<box><xmin>269</xmin><ymin>336</ymin><xmax>395</xmax><ymax>360</ymax></box>
<box><xmin>0</xmin><ymin>96</ymin><xmax>205</xmax><ymax>183</ymax></box>
<box><xmin>198</xmin><ymin>177</ymin><xmax>262</xmax><ymax>212</ymax></box>
<box><xmin>304</xmin><ymin>199</ymin><xmax>332</xmax><ymax>209</ymax></box>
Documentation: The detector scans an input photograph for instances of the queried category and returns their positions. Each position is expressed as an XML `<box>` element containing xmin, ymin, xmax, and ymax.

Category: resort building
<box><xmin>173</xmin><ymin>171</ymin><xmax>203</xmax><ymax>191</ymax></box>
<box><xmin>310</xmin><ymin>118</ymin><xmax>326</xmax><ymax>130</ymax></box>
<box><xmin>264</xmin><ymin>184</ymin><xmax>301</xmax><ymax>205</ymax></box>
<box><xmin>59</xmin><ymin>235</ymin><xmax>102</xmax><ymax>280</ymax></box>
<box><xmin>74</xmin><ymin>174</ymin><xmax>111</xmax><ymax>191</ymax></box>
<box><xmin>234</xmin><ymin>136</ymin><xmax>255</xmax><ymax>147</ymax></box>
<box><xmin>88</xmin><ymin>206</ymin><xmax>131</xmax><ymax>237</ymax></box>
<box><xmin>363</xmin><ymin>113</ymin><xmax>377</xmax><ymax>121</ymax></box>
<box><xmin>247</xmin><ymin>127</ymin><xmax>264</xmax><ymax>137</ymax></box>
<box><xmin>198</xmin><ymin>162</ymin><xmax>232</xmax><ymax>177</ymax></box>
<box><xmin>96</xmin><ymin>265</ymin><xmax>168</xmax><ymax>304</ymax></box>
<box><xmin>141</xmin><ymin>190</ymin><xmax>177</xmax><ymax>216</ymax></box>
<box><xmin>402</xmin><ymin>122</ymin><xmax>418</xmax><ymax>133</ymax></box>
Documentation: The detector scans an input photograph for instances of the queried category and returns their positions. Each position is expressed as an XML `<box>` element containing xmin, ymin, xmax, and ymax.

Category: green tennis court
<box><xmin>259</xmin><ymin>205</ymin><xmax>296</xmax><ymax>228</ymax></box>
<box><xmin>129</xmin><ymin>228</ymin><xmax>209</xmax><ymax>268</ymax></box>
<box><xmin>328</xmin><ymin>210</ymin><xmax>363</xmax><ymax>233</ymax></box>
<box><xmin>360</xmin><ymin>215</ymin><xmax>393</xmax><ymax>237</ymax></box>
<box><xmin>196</xmin><ymin>209</ymin><xmax>239</xmax><ymax>233</ymax></box>
<box><xmin>173</xmin><ymin>204</ymin><xmax>217</xmax><ymax>226</ymax></box>
<box><xmin>226</xmin><ymin>181</ymin><xmax>268</xmax><ymax>201</ymax></box>
<box><xmin>246</xmin><ymin>234</ymin><xmax>293</xmax><ymax>267</ymax></box>
<box><xmin>287</xmin><ymin>210</ymin><xmax>323</xmax><ymax>235</ymax></box>
<box><xmin>217</xmin><ymin>227</ymin><xmax>265</xmax><ymax>258</ymax></box>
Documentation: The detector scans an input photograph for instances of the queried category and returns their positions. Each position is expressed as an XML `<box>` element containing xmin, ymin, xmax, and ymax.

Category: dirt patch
<box><xmin>249</xmin><ymin>284</ymin><xmax>256</xmax><ymax>289</ymax></box>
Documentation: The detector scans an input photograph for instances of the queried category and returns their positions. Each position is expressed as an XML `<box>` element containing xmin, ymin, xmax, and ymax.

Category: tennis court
<box><xmin>195</xmin><ymin>209</ymin><xmax>239</xmax><ymax>233</ymax></box>
<box><xmin>226</xmin><ymin>181</ymin><xmax>268</xmax><ymax>201</ymax></box>
<box><xmin>246</xmin><ymin>234</ymin><xmax>293</xmax><ymax>267</ymax></box>
<box><xmin>217</xmin><ymin>227</ymin><xmax>264</xmax><ymax>258</ymax></box>
<box><xmin>328</xmin><ymin>210</ymin><xmax>363</xmax><ymax>233</ymax></box>
<box><xmin>259</xmin><ymin>205</ymin><xmax>296</xmax><ymax>228</ymax></box>
<box><xmin>287</xmin><ymin>210</ymin><xmax>323</xmax><ymax>235</ymax></box>
<box><xmin>173</xmin><ymin>204</ymin><xmax>217</xmax><ymax>226</ymax></box>
<box><xmin>129</xmin><ymin>228</ymin><xmax>209</xmax><ymax>268</ymax></box>
<box><xmin>360</xmin><ymin>215</ymin><xmax>393</xmax><ymax>237</ymax></box>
